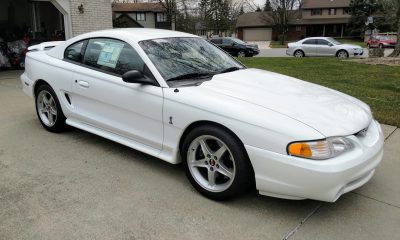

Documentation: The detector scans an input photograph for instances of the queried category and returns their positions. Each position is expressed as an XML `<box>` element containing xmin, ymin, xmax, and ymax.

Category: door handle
<box><xmin>77</xmin><ymin>80</ymin><xmax>89</xmax><ymax>88</ymax></box>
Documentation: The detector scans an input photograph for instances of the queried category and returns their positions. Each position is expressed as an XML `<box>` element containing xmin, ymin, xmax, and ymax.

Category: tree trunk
<box><xmin>388</xmin><ymin>4</ymin><xmax>400</xmax><ymax>57</ymax></box>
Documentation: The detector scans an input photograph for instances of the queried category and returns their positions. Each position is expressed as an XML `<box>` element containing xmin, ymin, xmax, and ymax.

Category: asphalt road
<box><xmin>1</xmin><ymin>70</ymin><xmax>399</xmax><ymax>240</ymax></box>
<box><xmin>256</xmin><ymin>48</ymin><xmax>394</xmax><ymax>58</ymax></box>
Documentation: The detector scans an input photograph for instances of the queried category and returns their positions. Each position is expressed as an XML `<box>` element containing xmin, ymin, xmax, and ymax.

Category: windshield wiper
<box><xmin>219</xmin><ymin>67</ymin><xmax>242</xmax><ymax>74</ymax></box>
<box><xmin>167</xmin><ymin>72</ymin><xmax>215</xmax><ymax>81</ymax></box>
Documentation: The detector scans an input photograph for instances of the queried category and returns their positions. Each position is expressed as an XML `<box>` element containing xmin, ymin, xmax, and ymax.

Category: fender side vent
<box><xmin>65</xmin><ymin>93</ymin><xmax>71</xmax><ymax>105</ymax></box>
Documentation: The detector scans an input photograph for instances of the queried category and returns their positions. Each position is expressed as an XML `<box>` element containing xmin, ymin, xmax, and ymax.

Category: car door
<box><xmin>301</xmin><ymin>39</ymin><xmax>317</xmax><ymax>56</ymax></box>
<box><xmin>371</xmin><ymin>36</ymin><xmax>378</xmax><ymax>47</ymax></box>
<box><xmin>221</xmin><ymin>38</ymin><xmax>235</xmax><ymax>55</ymax></box>
<box><xmin>70</xmin><ymin>38</ymin><xmax>164</xmax><ymax>150</ymax></box>
<box><xmin>316</xmin><ymin>39</ymin><xmax>336</xmax><ymax>56</ymax></box>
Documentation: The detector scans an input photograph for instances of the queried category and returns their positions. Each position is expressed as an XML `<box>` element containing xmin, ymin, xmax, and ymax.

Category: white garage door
<box><xmin>243</xmin><ymin>28</ymin><xmax>272</xmax><ymax>41</ymax></box>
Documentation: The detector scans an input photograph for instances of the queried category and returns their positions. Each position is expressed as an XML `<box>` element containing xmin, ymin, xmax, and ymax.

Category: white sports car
<box><xmin>21</xmin><ymin>29</ymin><xmax>384</xmax><ymax>202</ymax></box>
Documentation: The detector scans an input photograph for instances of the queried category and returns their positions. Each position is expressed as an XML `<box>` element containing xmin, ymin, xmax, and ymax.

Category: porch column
<box><xmin>341</xmin><ymin>24</ymin><xmax>344</xmax><ymax>38</ymax></box>
<box><xmin>323</xmin><ymin>24</ymin><xmax>326</xmax><ymax>36</ymax></box>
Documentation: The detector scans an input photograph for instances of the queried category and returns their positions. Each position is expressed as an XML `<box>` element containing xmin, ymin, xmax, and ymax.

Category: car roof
<box><xmin>75</xmin><ymin>28</ymin><xmax>198</xmax><ymax>42</ymax></box>
<box><xmin>48</xmin><ymin>28</ymin><xmax>199</xmax><ymax>60</ymax></box>
<box><xmin>302</xmin><ymin>37</ymin><xmax>331</xmax><ymax>40</ymax></box>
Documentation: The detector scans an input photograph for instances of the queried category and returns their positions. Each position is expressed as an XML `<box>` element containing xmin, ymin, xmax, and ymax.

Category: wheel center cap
<box><xmin>209</xmin><ymin>159</ymin><xmax>216</xmax><ymax>166</ymax></box>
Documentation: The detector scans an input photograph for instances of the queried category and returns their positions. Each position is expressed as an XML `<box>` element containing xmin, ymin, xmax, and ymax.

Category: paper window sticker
<box><xmin>97</xmin><ymin>41</ymin><xmax>125</xmax><ymax>68</ymax></box>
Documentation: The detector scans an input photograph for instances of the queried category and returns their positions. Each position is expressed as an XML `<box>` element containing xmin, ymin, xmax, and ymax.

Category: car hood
<box><xmin>201</xmin><ymin>69</ymin><xmax>372</xmax><ymax>137</ymax></box>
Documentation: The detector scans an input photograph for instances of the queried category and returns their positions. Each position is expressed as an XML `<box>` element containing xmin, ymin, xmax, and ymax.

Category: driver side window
<box><xmin>222</xmin><ymin>38</ymin><xmax>232</xmax><ymax>45</ymax></box>
<box><xmin>82</xmin><ymin>38</ymin><xmax>147</xmax><ymax>76</ymax></box>
<box><xmin>317</xmin><ymin>39</ymin><xmax>330</xmax><ymax>45</ymax></box>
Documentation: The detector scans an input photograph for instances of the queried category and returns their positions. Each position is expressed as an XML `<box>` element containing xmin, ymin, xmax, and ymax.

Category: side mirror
<box><xmin>328</xmin><ymin>43</ymin><xmax>334</xmax><ymax>47</ymax></box>
<box><xmin>122</xmin><ymin>70</ymin><xmax>156</xmax><ymax>85</ymax></box>
<box><xmin>231</xmin><ymin>42</ymin><xmax>236</xmax><ymax>46</ymax></box>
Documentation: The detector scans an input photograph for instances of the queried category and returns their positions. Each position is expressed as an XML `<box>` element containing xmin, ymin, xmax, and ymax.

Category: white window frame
<box><xmin>136</xmin><ymin>12</ymin><xmax>146</xmax><ymax>21</ymax></box>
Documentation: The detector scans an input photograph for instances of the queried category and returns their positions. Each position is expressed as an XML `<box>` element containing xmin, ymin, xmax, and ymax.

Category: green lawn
<box><xmin>239</xmin><ymin>57</ymin><xmax>400</xmax><ymax>127</ymax></box>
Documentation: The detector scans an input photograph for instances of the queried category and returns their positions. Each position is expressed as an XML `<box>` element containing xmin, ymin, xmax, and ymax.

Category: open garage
<box><xmin>0</xmin><ymin>0</ymin><xmax>112</xmax><ymax>69</ymax></box>
<box><xmin>0</xmin><ymin>0</ymin><xmax>71</xmax><ymax>42</ymax></box>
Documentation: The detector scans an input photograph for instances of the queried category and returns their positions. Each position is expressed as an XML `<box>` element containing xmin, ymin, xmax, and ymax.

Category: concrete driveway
<box><xmin>1</xmin><ymin>71</ymin><xmax>399</xmax><ymax>240</ymax></box>
<box><xmin>256</xmin><ymin>48</ymin><xmax>394</xmax><ymax>58</ymax></box>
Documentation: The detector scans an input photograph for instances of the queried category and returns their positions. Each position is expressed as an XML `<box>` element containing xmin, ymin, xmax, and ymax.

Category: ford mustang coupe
<box><xmin>21</xmin><ymin>29</ymin><xmax>383</xmax><ymax>202</ymax></box>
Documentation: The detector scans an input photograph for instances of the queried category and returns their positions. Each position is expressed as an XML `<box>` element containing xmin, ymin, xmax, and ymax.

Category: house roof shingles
<box><xmin>301</xmin><ymin>0</ymin><xmax>350</xmax><ymax>9</ymax></box>
<box><xmin>112</xmin><ymin>3</ymin><xmax>167</xmax><ymax>13</ymax></box>
<box><xmin>236</xmin><ymin>12</ymin><xmax>274</xmax><ymax>28</ymax></box>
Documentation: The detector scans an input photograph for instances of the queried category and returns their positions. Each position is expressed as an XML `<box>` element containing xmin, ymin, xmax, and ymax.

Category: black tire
<box><xmin>182</xmin><ymin>125</ymin><xmax>254</xmax><ymax>200</ymax></box>
<box><xmin>237</xmin><ymin>50</ymin><xmax>246</xmax><ymax>58</ymax></box>
<box><xmin>294</xmin><ymin>50</ymin><xmax>305</xmax><ymax>57</ymax></box>
<box><xmin>35</xmin><ymin>84</ymin><xmax>67</xmax><ymax>133</ymax></box>
<box><xmin>336</xmin><ymin>50</ymin><xmax>349</xmax><ymax>58</ymax></box>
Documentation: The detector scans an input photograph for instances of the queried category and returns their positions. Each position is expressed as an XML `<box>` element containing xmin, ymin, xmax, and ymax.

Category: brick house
<box><xmin>236</xmin><ymin>0</ymin><xmax>351</xmax><ymax>41</ymax></box>
<box><xmin>112</xmin><ymin>2</ymin><xmax>175</xmax><ymax>30</ymax></box>
<box><xmin>0</xmin><ymin>0</ymin><xmax>112</xmax><ymax>41</ymax></box>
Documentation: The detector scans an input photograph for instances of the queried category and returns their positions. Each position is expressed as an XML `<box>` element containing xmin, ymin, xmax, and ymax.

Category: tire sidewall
<box><xmin>35</xmin><ymin>84</ymin><xmax>66</xmax><ymax>132</ymax></box>
<box><xmin>182</xmin><ymin>125</ymin><xmax>254</xmax><ymax>200</ymax></box>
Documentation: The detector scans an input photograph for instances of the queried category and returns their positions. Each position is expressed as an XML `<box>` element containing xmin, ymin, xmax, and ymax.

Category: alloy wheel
<box><xmin>238</xmin><ymin>51</ymin><xmax>246</xmax><ymax>57</ymax></box>
<box><xmin>294</xmin><ymin>50</ymin><xmax>304</xmax><ymax>57</ymax></box>
<box><xmin>337</xmin><ymin>51</ymin><xmax>348</xmax><ymax>58</ymax></box>
<box><xmin>36</xmin><ymin>90</ymin><xmax>58</xmax><ymax>127</ymax></box>
<box><xmin>187</xmin><ymin>135</ymin><xmax>236</xmax><ymax>192</ymax></box>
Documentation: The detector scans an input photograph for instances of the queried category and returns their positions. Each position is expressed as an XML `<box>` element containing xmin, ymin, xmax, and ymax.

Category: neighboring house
<box><xmin>0</xmin><ymin>0</ymin><xmax>112</xmax><ymax>41</ymax></box>
<box><xmin>236</xmin><ymin>0</ymin><xmax>351</xmax><ymax>41</ymax></box>
<box><xmin>112</xmin><ymin>3</ymin><xmax>174</xmax><ymax>30</ymax></box>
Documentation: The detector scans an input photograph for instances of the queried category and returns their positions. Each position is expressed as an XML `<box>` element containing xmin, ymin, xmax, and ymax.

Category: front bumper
<box><xmin>245</xmin><ymin>120</ymin><xmax>384</xmax><ymax>202</ymax></box>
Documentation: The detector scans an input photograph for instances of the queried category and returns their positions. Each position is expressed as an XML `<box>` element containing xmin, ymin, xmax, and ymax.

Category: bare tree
<box><xmin>266</xmin><ymin>0</ymin><xmax>299</xmax><ymax>45</ymax></box>
<box><xmin>388</xmin><ymin>0</ymin><xmax>400</xmax><ymax>57</ymax></box>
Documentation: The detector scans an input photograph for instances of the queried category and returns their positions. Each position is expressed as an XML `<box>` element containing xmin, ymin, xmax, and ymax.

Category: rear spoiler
<box><xmin>28</xmin><ymin>41</ymin><xmax>64</xmax><ymax>51</ymax></box>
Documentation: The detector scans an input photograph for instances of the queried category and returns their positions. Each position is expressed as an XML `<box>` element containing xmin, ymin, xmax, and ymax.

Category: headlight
<box><xmin>287</xmin><ymin>137</ymin><xmax>354</xmax><ymax>160</ymax></box>
<box><xmin>353</xmin><ymin>48</ymin><xmax>360</xmax><ymax>51</ymax></box>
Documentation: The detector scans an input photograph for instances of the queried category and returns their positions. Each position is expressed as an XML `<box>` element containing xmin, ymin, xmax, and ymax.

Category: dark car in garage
<box><xmin>209</xmin><ymin>37</ymin><xmax>259</xmax><ymax>57</ymax></box>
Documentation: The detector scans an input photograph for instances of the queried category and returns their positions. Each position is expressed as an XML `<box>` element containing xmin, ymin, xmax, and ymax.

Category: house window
<box><xmin>136</xmin><ymin>13</ymin><xmax>146</xmax><ymax>21</ymax></box>
<box><xmin>157</xmin><ymin>13</ymin><xmax>168</xmax><ymax>22</ymax></box>
<box><xmin>296</xmin><ymin>26</ymin><xmax>302</xmax><ymax>32</ymax></box>
<box><xmin>328</xmin><ymin>8</ymin><xmax>336</xmax><ymax>15</ymax></box>
<box><xmin>311</xmin><ymin>9</ymin><xmax>322</xmax><ymax>16</ymax></box>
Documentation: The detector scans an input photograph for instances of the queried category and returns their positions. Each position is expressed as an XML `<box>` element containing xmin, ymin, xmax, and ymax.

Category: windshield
<box><xmin>377</xmin><ymin>36</ymin><xmax>391</xmax><ymax>40</ymax></box>
<box><xmin>231</xmin><ymin>38</ymin><xmax>246</xmax><ymax>45</ymax></box>
<box><xmin>139</xmin><ymin>37</ymin><xmax>244</xmax><ymax>81</ymax></box>
<box><xmin>327</xmin><ymin>38</ymin><xmax>342</xmax><ymax>45</ymax></box>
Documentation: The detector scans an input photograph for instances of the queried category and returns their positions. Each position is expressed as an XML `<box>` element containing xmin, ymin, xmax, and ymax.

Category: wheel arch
<box><xmin>178</xmin><ymin>120</ymin><xmax>256</xmax><ymax>185</ymax></box>
<box><xmin>293</xmin><ymin>49</ymin><xmax>305</xmax><ymax>56</ymax></box>
<box><xmin>336</xmin><ymin>49</ymin><xmax>348</xmax><ymax>57</ymax></box>
<box><xmin>178</xmin><ymin>121</ymin><xmax>249</xmax><ymax>161</ymax></box>
<box><xmin>33</xmin><ymin>79</ymin><xmax>51</xmax><ymax>97</ymax></box>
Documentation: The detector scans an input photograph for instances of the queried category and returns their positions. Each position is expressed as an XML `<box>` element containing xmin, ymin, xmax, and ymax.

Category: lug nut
<box><xmin>216</xmin><ymin>164</ymin><xmax>219</xmax><ymax>168</ymax></box>
<box><xmin>205</xmin><ymin>161</ymin><xmax>208</xmax><ymax>165</ymax></box>
<box><xmin>210</xmin><ymin>167</ymin><xmax>214</xmax><ymax>171</ymax></box>
<box><xmin>207</xmin><ymin>154</ymin><xmax>211</xmax><ymax>158</ymax></box>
